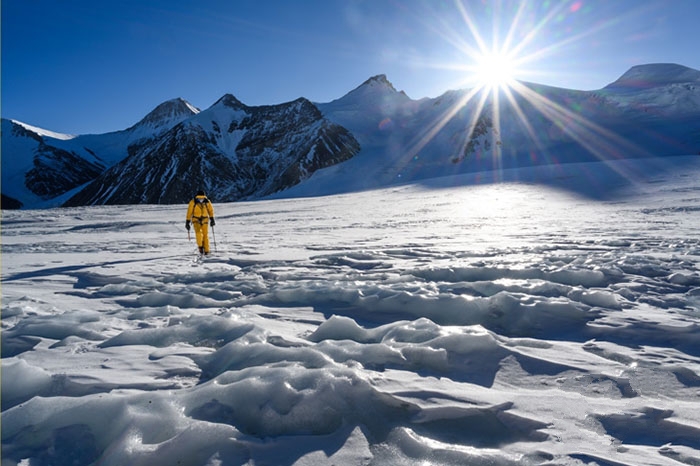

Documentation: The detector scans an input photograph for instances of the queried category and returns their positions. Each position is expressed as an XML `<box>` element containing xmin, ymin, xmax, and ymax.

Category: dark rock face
<box><xmin>2</xmin><ymin>119</ymin><xmax>104</xmax><ymax>201</ymax></box>
<box><xmin>26</xmin><ymin>144</ymin><xmax>103</xmax><ymax>199</ymax></box>
<box><xmin>1</xmin><ymin>194</ymin><xmax>23</xmax><ymax>209</ymax></box>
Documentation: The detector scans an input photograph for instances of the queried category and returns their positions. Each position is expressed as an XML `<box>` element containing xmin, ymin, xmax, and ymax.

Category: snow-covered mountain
<box><xmin>1</xmin><ymin>119</ymin><xmax>104</xmax><ymax>208</ymax></box>
<box><xmin>63</xmin><ymin>96</ymin><xmax>359</xmax><ymax>206</ymax></box>
<box><xmin>606</xmin><ymin>63</ymin><xmax>700</xmax><ymax>90</ymax></box>
<box><xmin>2</xmin><ymin>63</ymin><xmax>699</xmax><ymax>208</ymax></box>
<box><xmin>129</xmin><ymin>97</ymin><xmax>201</xmax><ymax>131</ymax></box>
<box><xmin>288</xmin><ymin>63</ymin><xmax>700</xmax><ymax>198</ymax></box>
<box><xmin>1</xmin><ymin>98</ymin><xmax>199</xmax><ymax>208</ymax></box>
<box><xmin>1</xmin><ymin>94</ymin><xmax>358</xmax><ymax>208</ymax></box>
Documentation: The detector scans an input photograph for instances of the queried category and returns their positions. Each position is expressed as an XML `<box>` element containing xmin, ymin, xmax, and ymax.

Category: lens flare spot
<box><xmin>378</xmin><ymin>118</ymin><xmax>394</xmax><ymax>131</ymax></box>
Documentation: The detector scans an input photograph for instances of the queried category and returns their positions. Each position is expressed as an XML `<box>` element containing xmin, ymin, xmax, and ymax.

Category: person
<box><xmin>185</xmin><ymin>190</ymin><xmax>216</xmax><ymax>255</ymax></box>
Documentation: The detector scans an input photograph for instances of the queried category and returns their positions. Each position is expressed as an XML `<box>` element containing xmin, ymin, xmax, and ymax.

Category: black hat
<box><xmin>196</xmin><ymin>190</ymin><xmax>205</xmax><ymax>196</ymax></box>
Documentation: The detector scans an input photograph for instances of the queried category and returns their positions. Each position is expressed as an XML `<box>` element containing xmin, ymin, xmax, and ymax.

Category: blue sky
<box><xmin>3</xmin><ymin>0</ymin><xmax>699</xmax><ymax>135</ymax></box>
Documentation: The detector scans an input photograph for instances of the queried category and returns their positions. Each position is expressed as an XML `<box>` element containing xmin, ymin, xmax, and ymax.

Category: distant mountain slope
<box><xmin>605</xmin><ymin>63</ymin><xmax>700</xmax><ymax>89</ymax></box>
<box><xmin>601</xmin><ymin>63</ymin><xmax>700</xmax><ymax>117</ymax></box>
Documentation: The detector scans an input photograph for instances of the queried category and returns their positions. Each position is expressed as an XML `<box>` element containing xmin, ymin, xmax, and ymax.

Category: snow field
<box><xmin>2</xmin><ymin>157</ymin><xmax>700</xmax><ymax>465</ymax></box>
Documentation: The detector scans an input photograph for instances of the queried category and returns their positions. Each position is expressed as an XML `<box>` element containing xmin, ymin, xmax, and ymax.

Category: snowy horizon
<box><xmin>3</xmin><ymin>62</ymin><xmax>700</xmax><ymax>211</ymax></box>
<box><xmin>2</xmin><ymin>156</ymin><xmax>700</xmax><ymax>465</ymax></box>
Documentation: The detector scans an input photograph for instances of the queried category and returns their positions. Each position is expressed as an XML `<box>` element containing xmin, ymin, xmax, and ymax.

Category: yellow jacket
<box><xmin>186</xmin><ymin>195</ymin><xmax>214</xmax><ymax>224</ymax></box>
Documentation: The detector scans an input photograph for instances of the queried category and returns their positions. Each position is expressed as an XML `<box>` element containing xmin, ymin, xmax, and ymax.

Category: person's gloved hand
<box><xmin>210</xmin><ymin>218</ymin><xmax>216</xmax><ymax>227</ymax></box>
<box><xmin>185</xmin><ymin>220</ymin><xmax>191</xmax><ymax>231</ymax></box>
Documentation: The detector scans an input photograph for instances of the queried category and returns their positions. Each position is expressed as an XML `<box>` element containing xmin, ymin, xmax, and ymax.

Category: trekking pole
<box><xmin>212</xmin><ymin>226</ymin><xmax>217</xmax><ymax>252</ymax></box>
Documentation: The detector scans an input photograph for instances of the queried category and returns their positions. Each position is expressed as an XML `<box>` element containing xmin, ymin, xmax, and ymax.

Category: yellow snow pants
<box><xmin>193</xmin><ymin>219</ymin><xmax>210</xmax><ymax>254</ymax></box>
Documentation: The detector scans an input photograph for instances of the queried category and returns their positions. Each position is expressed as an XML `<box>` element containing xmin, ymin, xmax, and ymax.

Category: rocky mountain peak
<box><xmin>361</xmin><ymin>74</ymin><xmax>397</xmax><ymax>91</ymax></box>
<box><xmin>214</xmin><ymin>94</ymin><xmax>247</xmax><ymax>110</ymax></box>
<box><xmin>328</xmin><ymin>74</ymin><xmax>409</xmax><ymax>108</ymax></box>
<box><xmin>133</xmin><ymin>98</ymin><xmax>200</xmax><ymax>129</ymax></box>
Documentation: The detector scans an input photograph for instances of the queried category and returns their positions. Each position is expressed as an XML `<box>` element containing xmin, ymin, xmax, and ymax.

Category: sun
<box><xmin>397</xmin><ymin>1</ymin><xmax>648</xmax><ymax>179</ymax></box>
<box><xmin>474</xmin><ymin>50</ymin><xmax>518</xmax><ymax>90</ymax></box>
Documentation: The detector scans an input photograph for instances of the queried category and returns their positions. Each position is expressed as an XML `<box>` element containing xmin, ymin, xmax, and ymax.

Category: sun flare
<box><xmin>401</xmin><ymin>0</ymin><xmax>646</xmax><ymax>177</ymax></box>
<box><xmin>474</xmin><ymin>51</ymin><xmax>518</xmax><ymax>89</ymax></box>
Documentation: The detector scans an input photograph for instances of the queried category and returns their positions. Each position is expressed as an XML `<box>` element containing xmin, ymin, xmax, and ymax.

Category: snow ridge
<box><xmin>606</xmin><ymin>63</ymin><xmax>700</xmax><ymax>89</ymax></box>
<box><xmin>10</xmin><ymin>120</ymin><xmax>76</xmax><ymax>140</ymax></box>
